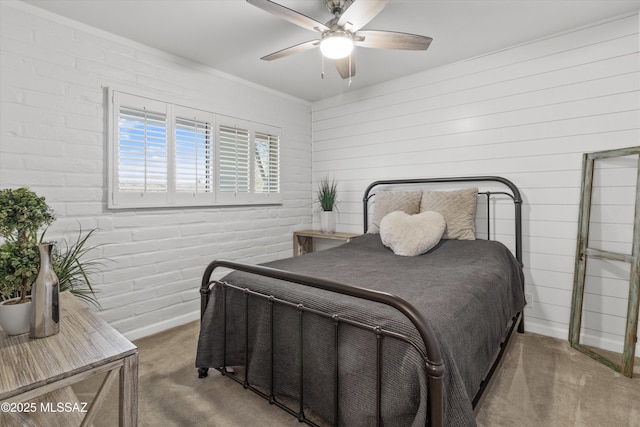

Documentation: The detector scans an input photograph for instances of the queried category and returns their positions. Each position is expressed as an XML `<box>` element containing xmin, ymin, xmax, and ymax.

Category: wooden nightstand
<box><xmin>293</xmin><ymin>230</ymin><xmax>360</xmax><ymax>256</ymax></box>
<box><xmin>0</xmin><ymin>292</ymin><xmax>138</xmax><ymax>426</ymax></box>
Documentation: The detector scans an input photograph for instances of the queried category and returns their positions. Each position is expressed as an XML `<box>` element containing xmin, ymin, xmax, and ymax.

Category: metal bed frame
<box><xmin>198</xmin><ymin>176</ymin><xmax>524</xmax><ymax>427</ymax></box>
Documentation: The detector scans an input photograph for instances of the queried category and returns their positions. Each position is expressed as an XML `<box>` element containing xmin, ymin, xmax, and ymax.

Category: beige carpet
<box><xmin>70</xmin><ymin>321</ymin><xmax>640</xmax><ymax>427</ymax></box>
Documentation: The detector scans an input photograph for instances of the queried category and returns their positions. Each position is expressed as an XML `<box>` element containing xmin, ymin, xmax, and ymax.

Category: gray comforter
<box><xmin>196</xmin><ymin>234</ymin><xmax>524</xmax><ymax>427</ymax></box>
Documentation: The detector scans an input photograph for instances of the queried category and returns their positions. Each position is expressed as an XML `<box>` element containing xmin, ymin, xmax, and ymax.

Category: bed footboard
<box><xmin>198</xmin><ymin>259</ymin><xmax>446</xmax><ymax>427</ymax></box>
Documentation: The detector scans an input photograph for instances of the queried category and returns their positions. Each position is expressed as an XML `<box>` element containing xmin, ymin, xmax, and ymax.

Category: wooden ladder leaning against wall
<box><xmin>569</xmin><ymin>146</ymin><xmax>640</xmax><ymax>378</ymax></box>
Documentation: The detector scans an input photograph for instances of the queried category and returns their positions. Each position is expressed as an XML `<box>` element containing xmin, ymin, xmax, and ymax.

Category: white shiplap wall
<box><xmin>311</xmin><ymin>12</ymin><xmax>640</xmax><ymax>355</ymax></box>
<box><xmin>0</xmin><ymin>2</ymin><xmax>313</xmax><ymax>339</ymax></box>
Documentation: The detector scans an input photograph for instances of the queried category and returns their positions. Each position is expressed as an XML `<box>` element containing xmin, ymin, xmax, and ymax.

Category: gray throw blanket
<box><xmin>197</xmin><ymin>234</ymin><xmax>524</xmax><ymax>427</ymax></box>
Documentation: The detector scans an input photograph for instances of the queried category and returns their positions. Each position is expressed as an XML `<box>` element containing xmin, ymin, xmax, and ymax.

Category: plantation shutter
<box><xmin>109</xmin><ymin>89</ymin><xmax>281</xmax><ymax>208</ymax></box>
<box><xmin>117</xmin><ymin>106</ymin><xmax>168</xmax><ymax>193</ymax></box>
<box><xmin>175</xmin><ymin>117</ymin><xmax>213</xmax><ymax>194</ymax></box>
<box><xmin>219</xmin><ymin>125</ymin><xmax>250</xmax><ymax>193</ymax></box>
<box><xmin>254</xmin><ymin>132</ymin><xmax>279</xmax><ymax>194</ymax></box>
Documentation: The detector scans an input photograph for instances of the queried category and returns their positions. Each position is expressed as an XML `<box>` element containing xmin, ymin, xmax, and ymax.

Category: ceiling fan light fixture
<box><xmin>320</xmin><ymin>31</ymin><xmax>354</xmax><ymax>59</ymax></box>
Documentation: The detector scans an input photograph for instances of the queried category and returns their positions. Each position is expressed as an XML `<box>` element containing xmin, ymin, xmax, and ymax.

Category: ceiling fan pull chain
<box><xmin>348</xmin><ymin>54</ymin><xmax>352</xmax><ymax>87</ymax></box>
<box><xmin>321</xmin><ymin>52</ymin><xmax>325</xmax><ymax>79</ymax></box>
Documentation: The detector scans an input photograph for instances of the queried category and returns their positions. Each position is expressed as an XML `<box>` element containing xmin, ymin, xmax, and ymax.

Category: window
<box><xmin>175</xmin><ymin>116</ymin><xmax>213</xmax><ymax>194</ymax></box>
<box><xmin>219</xmin><ymin>125</ymin><xmax>250</xmax><ymax>194</ymax></box>
<box><xmin>109</xmin><ymin>90</ymin><xmax>281</xmax><ymax>208</ymax></box>
<box><xmin>117</xmin><ymin>105</ymin><xmax>168</xmax><ymax>194</ymax></box>
<box><xmin>254</xmin><ymin>132</ymin><xmax>279</xmax><ymax>194</ymax></box>
<box><xmin>215</xmin><ymin>119</ymin><xmax>280</xmax><ymax>203</ymax></box>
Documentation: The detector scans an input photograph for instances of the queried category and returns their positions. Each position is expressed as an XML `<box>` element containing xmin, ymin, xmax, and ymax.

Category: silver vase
<box><xmin>30</xmin><ymin>242</ymin><xmax>60</xmax><ymax>338</ymax></box>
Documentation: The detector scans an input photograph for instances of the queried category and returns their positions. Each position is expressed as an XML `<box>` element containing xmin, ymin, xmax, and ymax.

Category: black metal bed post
<box><xmin>332</xmin><ymin>315</ymin><xmax>340</xmax><ymax>426</ymax></box>
<box><xmin>269</xmin><ymin>296</ymin><xmax>275</xmax><ymax>403</ymax></box>
<box><xmin>486</xmin><ymin>192</ymin><xmax>491</xmax><ymax>239</ymax></box>
<box><xmin>515</xmin><ymin>196</ymin><xmax>523</xmax><ymax>265</ymax></box>
<box><xmin>198</xmin><ymin>277</ymin><xmax>214</xmax><ymax>377</ymax></box>
<box><xmin>298</xmin><ymin>304</ymin><xmax>305</xmax><ymax>421</ymax></box>
<box><xmin>199</xmin><ymin>259</ymin><xmax>446</xmax><ymax>427</ymax></box>
<box><xmin>244</xmin><ymin>290</ymin><xmax>250</xmax><ymax>388</ymax></box>
<box><xmin>512</xmin><ymin>190</ymin><xmax>524</xmax><ymax>333</ymax></box>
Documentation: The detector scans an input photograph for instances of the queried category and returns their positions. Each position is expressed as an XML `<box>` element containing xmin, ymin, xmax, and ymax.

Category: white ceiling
<box><xmin>18</xmin><ymin>0</ymin><xmax>640</xmax><ymax>102</ymax></box>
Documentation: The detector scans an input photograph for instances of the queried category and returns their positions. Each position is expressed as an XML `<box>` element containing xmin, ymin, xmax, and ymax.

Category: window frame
<box><xmin>108</xmin><ymin>89</ymin><xmax>282</xmax><ymax>209</ymax></box>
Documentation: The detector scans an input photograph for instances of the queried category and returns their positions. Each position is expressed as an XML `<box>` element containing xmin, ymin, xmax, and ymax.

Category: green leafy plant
<box><xmin>52</xmin><ymin>228</ymin><xmax>103</xmax><ymax>308</ymax></box>
<box><xmin>0</xmin><ymin>187</ymin><xmax>55</xmax><ymax>244</ymax></box>
<box><xmin>317</xmin><ymin>177</ymin><xmax>338</xmax><ymax>212</ymax></box>
<box><xmin>0</xmin><ymin>241</ymin><xmax>39</xmax><ymax>302</ymax></box>
<box><xmin>0</xmin><ymin>187</ymin><xmax>104</xmax><ymax>308</ymax></box>
<box><xmin>0</xmin><ymin>187</ymin><xmax>103</xmax><ymax>307</ymax></box>
<box><xmin>0</xmin><ymin>187</ymin><xmax>55</xmax><ymax>304</ymax></box>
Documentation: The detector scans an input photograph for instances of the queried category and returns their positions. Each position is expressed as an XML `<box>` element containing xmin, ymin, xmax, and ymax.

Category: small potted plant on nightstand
<box><xmin>0</xmin><ymin>187</ymin><xmax>55</xmax><ymax>335</ymax></box>
<box><xmin>317</xmin><ymin>177</ymin><xmax>338</xmax><ymax>234</ymax></box>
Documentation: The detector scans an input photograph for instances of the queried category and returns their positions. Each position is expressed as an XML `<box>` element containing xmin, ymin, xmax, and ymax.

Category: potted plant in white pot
<box><xmin>0</xmin><ymin>188</ymin><xmax>102</xmax><ymax>336</ymax></box>
<box><xmin>0</xmin><ymin>187</ymin><xmax>55</xmax><ymax>335</ymax></box>
<box><xmin>317</xmin><ymin>177</ymin><xmax>338</xmax><ymax>234</ymax></box>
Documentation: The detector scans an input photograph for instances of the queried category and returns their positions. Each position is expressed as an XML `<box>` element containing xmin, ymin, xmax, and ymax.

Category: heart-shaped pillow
<box><xmin>380</xmin><ymin>211</ymin><xmax>446</xmax><ymax>256</ymax></box>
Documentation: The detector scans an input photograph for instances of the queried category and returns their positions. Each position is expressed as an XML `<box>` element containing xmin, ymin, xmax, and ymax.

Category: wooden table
<box><xmin>293</xmin><ymin>230</ymin><xmax>360</xmax><ymax>256</ymax></box>
<box><xmin>0</xmin><ymin>292</ymin><xmax>138</xmax><ymax>426</ymax></box>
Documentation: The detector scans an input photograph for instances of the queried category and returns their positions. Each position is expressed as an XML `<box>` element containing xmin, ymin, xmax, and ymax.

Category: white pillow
<box><xmin>380</xmin><ymin>211</ymin><xmax>446</xmax><ymax>256</ymax></box>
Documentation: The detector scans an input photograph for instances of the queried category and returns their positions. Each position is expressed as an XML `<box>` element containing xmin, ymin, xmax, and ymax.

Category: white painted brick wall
<box><xmin>312</xmin><ymin>12</ymin><xmax>640</xmax><ymax>356</ymax></box>
<box><xmin>0</xmin><ymin>2</ymin><xmax>313</xmax><ymax>340</ymax></box>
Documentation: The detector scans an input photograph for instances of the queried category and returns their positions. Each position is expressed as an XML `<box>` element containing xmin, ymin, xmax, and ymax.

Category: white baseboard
<box><xmin>123</xmin><ymin>310</ymin><xmax>200</xmax><ymax>341</ymax></box>
<box><xmin>524</xmin><ymin>318</ymin><xmax>640</xmax><ymax>356</ymax></box>
<box><xmin>523</xmin><ymin>320</ymin><xmax>568</xmax><ymax>341</ymax></box>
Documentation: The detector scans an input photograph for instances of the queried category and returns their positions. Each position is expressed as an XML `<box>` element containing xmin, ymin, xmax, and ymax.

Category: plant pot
<box><xmin>320</xmin><ymin>210</ymin><xmax>336</xmax><ymax>234</ymax></box>
<box><xmin>0</xmin><ymin>298</ymin><xmax>32</xmax><ymax>336</ymax></box>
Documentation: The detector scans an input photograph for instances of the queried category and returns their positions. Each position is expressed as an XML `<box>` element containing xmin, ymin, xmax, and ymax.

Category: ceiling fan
<box><xmin>247</xmin><ymin>0</ymin><xmax>432</xmax><ymax>80</ymax></box>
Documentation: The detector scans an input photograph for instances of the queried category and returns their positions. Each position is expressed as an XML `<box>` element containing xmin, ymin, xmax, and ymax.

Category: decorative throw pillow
<box><xmin>368</xmin><ymin>190</ymin><xmax>422</xmax><ymax>234</ymax></box>
<box><xmin>419</xmin><ymin>188</ymin><xmax>478</xmax><ymax>240</ymax></box>
<box><xmin>380</xmin><ymin>211</ymin><xmax>446</xmax><ymax>256</ymax></box>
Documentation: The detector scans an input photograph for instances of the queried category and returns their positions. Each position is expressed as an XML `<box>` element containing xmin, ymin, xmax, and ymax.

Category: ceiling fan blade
<box><xmin>261</xmin><ymin>40</ymin><xmax>319</xmax><ymax>61</ymax></box>
<box><xmin>337</xmin><ymin>0</ymin><xmax>389</xmax><ymax>32</ymax></box>
<box><xmin>334</xmin><ymin>56</ymin><xmax>356</xmax><ymax>79</ymax></box>
<box><xmin>247</xmin><ymin>0</ymin><xmax>329</xmax><ymax>33</ymax></box>
<box><xmin>355</xmin><ymin>30</ymin><xmax>432</xmax><ymax>50</ymax></box>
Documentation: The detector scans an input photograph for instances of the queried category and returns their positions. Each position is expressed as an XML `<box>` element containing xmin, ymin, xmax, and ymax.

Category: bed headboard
<box><xmin>362</xmin><ymin>176</ymin><xmax>523</xmax><ymax>265</ymax></box>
